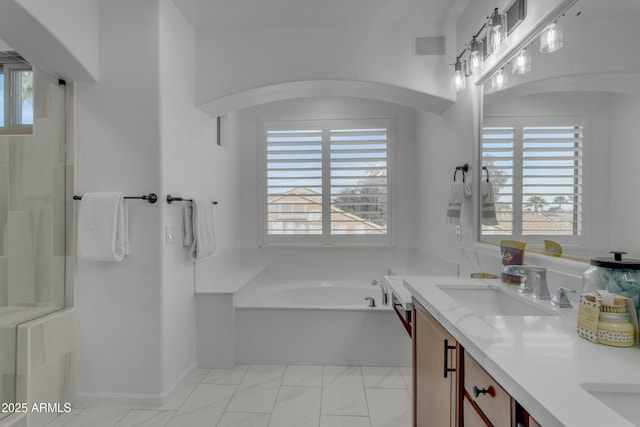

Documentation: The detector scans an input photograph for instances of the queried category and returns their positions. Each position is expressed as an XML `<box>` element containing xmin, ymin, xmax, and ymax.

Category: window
<box><xmin>261</xmin><ymin>119</ymin><xmax>391</xmax><ymax>246</ymax></box>
<box><xmin>0</xmin><ymin>62</ymin><xmax>33</xmax><ymax>135</ymax></box>
<box><xmin>481</xmin><ymin>117</ymin><xmax>584</xmax><ymax>244</ymax></box>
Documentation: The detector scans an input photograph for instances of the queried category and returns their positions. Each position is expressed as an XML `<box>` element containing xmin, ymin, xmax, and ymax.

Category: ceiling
<box><xmin>172</xmin><ymin>0</ymin><xmax>469</xmax><ymax>31</ymax></box>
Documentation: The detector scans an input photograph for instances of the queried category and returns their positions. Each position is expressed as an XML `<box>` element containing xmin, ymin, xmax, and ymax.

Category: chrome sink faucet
<box><xmin>521</xmin><ymin>266</ymin><xmax>551</xmax><ymax>300</ymax></box>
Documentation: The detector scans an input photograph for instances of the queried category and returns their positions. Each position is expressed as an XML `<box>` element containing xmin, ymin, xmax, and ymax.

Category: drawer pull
<box><xmin>443</xmin><ymin>339</ymin><xmax>456</xmax><ymax>378</ymax></box>
<box><xmin>472</xmin><ymin>385</ymin><xmax>494</xmax><ymax>398</ymax></box>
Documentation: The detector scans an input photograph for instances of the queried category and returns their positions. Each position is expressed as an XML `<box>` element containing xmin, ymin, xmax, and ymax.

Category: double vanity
<box><xmin>400</xmin><ymin>276</ymin><xmax>640</xmax><ymax>427</ymax></box>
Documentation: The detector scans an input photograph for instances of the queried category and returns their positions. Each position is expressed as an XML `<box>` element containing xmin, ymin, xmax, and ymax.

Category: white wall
<box><xmin>610</xmin><ymin>94</ymin><xmax>640</xmax><ymax>257</ymax></box>
<box><xmin>195</xmin><ymin>24</ymin><xmax>454</xmax><ymax>110</ymax></box>
<box><xmin>75</xmin><ymin>0</ymin><xmax>164</xmax><ymax>402</ymax></box>
<box><xmin>235</xmin><ymin>97</ymin><xmax>420</xmax><ymax>249</ymax></box>
<box><xmin>0</xmin><ymin>0</ymin><xmax>99</xmax><ymax>81</ymax></box>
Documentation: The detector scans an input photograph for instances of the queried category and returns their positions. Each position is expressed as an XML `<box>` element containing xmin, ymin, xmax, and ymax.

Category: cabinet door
<box><xmin>413</xmin><ymin>301</ymin><xmax>458</xmax><ymax>427</ymax></box>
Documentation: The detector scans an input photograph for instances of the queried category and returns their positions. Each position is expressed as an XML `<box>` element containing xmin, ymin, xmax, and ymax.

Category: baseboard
<box><xmin>74</xmin><ymin>361</ymin><xmax>198</xmax><ymax>406</ymax></box>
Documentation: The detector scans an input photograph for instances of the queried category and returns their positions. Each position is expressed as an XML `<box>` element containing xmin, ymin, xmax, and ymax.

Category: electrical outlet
<box><xmin>456</xmin><ymin>225</ymin><xmax>462</xmax><ymax>241</ymax></box>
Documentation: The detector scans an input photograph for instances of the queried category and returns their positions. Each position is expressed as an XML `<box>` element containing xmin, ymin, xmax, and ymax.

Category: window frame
<box><xmin>481</xmin><ymin>115</ymin><xmax>588</xmax><ymax>247</ymax></box>
<box><xmin>0</xmin><ymin>63</ymin><xmax>33</xmax><ymax>135</ymax></box>
<box><xmin>259</xmin><ymin>118</ymin><xmax>393</xmax><ymax>247</ymax></box>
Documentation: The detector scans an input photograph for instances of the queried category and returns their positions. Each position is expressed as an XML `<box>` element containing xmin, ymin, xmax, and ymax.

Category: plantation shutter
<box><xmin>482</xmin><ymin>117</ymin><xmax>583</xmax><ymax>240</ymax></box>
<box><xmin>264</xmin><ymin>122</ymin><xmax>323</xmax><ymax>236</ymax></box>
<box><xmin>261</xmin><ymin>119</ymin><xmax>392</xmax><ymax>245</ymax></box>
<box><xmin>330</xmin><ymin>125</ymin><xmax>389</xmax><ymax>235</ymax></box>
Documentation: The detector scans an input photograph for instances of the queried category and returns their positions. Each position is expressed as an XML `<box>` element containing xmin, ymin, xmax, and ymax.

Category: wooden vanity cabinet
<box><xmin>412</xmin><ymin>299</ymin><xmax>461</xmax><ymax>427</ymax></box>
<box><xmin>412</xmin><ymin>298</ymin><xmax>542</xmax><ymax>427</ymax></box>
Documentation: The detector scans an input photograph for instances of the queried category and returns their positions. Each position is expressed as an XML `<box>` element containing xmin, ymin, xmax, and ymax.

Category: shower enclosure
<box><xmin>0</xmin><ymin>59</ymin><xmax>67</xmax><ymax>420</ymax></box>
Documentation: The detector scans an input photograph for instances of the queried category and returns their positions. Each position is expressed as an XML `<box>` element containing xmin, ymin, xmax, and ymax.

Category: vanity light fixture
<box><xmin>467</xmin><ymin>36</ymin><xmax>484</xmax><ymax>75</ymax></box>
<box><xmin>451</xmin><ymin>58</ymin><xmax>467</xmax><ymax>92</ymax></box>
<box><xmin>511</xmin><ymin>47</ymin><xmax>532</xmax><ymax>74</ymax></box>
<box><xmin>449</xmin><ymin>0</ymin><xmax>527</xmax><ymax>93</ymax></box>
<box><xmin>486</xmin><ymin>8</ymin><xmax>508</xmax><ymax>55</ymax></box>
<box><xmin>491</xmin><ymin>67</ymin><xmax>507</xmax><ymax>91</ymax></box>
<box><xmin>540</xmin><ymin>21</ymin><xmax>563</xmax><ymax>53</ymax></box>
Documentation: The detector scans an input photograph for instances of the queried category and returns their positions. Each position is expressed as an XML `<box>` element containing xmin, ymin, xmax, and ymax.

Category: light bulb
<box><xmin>467</xmin><ymin>37</ymin><xmax>483</xmax><ymax>75</ymax></box>
<box><xmin>451</xmin><ymin>59</ymin><xmax>466</xmax><ymax>92</ymax></box>
<box><xmin>491</xmin><ymin>68</ymin><xmax>507</xmax><ymax>91</ymax></box>
<box><xmin>512</xmin><ymin>47</ymin><xmax>531</xmax><ymax>75</ymax></box>
<box><xmin>487</xmin><ymin>9</ymin><xmax>507</xmax><ymax>55</ymax></box>
<box><xmin>540</xmin><ymin>21</ymin><xmax>563</xmax><ymax>53</ymax></box>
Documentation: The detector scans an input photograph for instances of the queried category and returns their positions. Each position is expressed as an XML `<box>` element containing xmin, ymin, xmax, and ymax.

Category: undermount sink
<box><xmin>581</xmin><ymin>383</ymin><xmax>640</xmax><ymax>426</ymax></box>
<box><xmin>439</xmin><ymin>286</ymin><xmax>558</xmax><ymax>316</ymax></box>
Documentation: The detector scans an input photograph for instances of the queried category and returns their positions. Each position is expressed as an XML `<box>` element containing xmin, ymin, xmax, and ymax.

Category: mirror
<box><xmin>479</xmin><ymin>0</ymin><xmax>640</xmax><ymax>262</ymax></box>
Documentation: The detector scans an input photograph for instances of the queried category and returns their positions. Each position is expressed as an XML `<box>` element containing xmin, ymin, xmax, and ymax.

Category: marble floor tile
<box><xmin>114</xmin><ymin>410</ymin><xmax>174</xmax><ymax>427</ymax></box>
<box><xmin>135</xmin><ymin>369</ymin><xmax>208</xmax><ymax>411</ymax></box>
<box><xmin>281</xmin><ymin>365</ymin><xmax>323</xmax><ymax>387</ymax></box>
<box><xmin>321</xmin><ymin>366</ymin><xmax>368</xmax><ymax>417</ymax></box>
<box><xmin>268</xmin><ymin>386</ymin><xmax>321</xmax><ymax>427</ymax></box>
<box><xmin>201</xmin><ymin>365</ymin><xmax>249</xmax><ymax>385</ymax></box>
<box><xmin>215</xmin><ymin>412</ymin><xmax>271</xmax><ymax>427</ymax></box>
<box><xmin>44</xmin><ymin>407</ymin><xmax>85</xmax><ymax>427</ymax></box>
<box><xmin>225</xmin><ymin>365</ymin><xmax>285</xmax><ymax>413</ymax></box>
<box><xmin>320</xmin><ymin>415</ymin><xmax>372</xmax><ymax>427</ymax></box>
<box><xmin>165</xmin><ymin>384</ymin><xmax>237</xmax><ymax>427</ymax></box>
<box><xmin>398</xmin><ymin>367</ymin><xmax>412</xmax><ymax>393</ymax></box>
<box><xmin>365</xmin><ymin>388</ymin><xmax>411</xmax><ymax>427</ymax></box>
<box><xmin>361</xmin><ymin>367</ymin><xmax>406</xmax><ymax>389</ymax></box>
<box><xmin>58</xmin><ymin>405</ymin><xmax>132</xmax><ymax>427</ymax></box>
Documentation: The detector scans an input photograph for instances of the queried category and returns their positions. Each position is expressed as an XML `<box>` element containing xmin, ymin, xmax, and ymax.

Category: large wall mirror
<box><xmin>478</xmin><ymin>0</ymin><xmax>640</xmax><ymax>262</ymax></box>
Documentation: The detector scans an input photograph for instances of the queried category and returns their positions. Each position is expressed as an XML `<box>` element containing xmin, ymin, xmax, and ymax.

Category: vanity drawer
<box><xmin>464</xmin><ymin>353</ymin><xmax>511</xmax><ymax>426</ymax></box>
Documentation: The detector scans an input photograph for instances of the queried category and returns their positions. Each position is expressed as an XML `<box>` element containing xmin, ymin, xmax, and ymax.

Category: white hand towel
<box><xmin>77</xmin><ymin>192</ymin><xmax>129</xmax><ymax>262</ymax></box>
<box><xmin>445</xmin><ymin>180</ymin><xmax>465</xmax><ymax>225</ymax></box>
<box><xmin>183</xmin><ymin>204</ymin><xmax>194</xmax><ymax>246</ymax></box>
<box><xmin>481</xmin><ymin>180</ymin><xmax>499</xmax><ymax>226</ymax></box>
<box><xmin>190</xmin><ymin>199</ymin><xmax>216</xmax><ymax>259</ymax></box>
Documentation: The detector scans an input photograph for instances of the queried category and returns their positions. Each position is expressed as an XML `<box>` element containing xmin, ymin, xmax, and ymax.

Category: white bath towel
<box><xmin>77</xmin><ymin>192</ymin><xmax>130</xmax><ymax>262</ymax></box>
<box><xmin>445</xmin><ymin>180</ymin><xmax>465</xmax><ymax>225</ymax></box>
<box><xmin>186</xmin><ymin>199</ymin><xmax>216</xmax><ymax>259</ymax></box>
<box><xmin>481</xmin><ymin>180</ymin><xmax>499</xmax><ymax>226</ymax></box>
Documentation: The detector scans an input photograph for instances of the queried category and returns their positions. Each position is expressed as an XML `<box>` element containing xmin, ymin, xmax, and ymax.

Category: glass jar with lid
<box><xmin>583</xmin><ymin>251</ymin><xmax>640</xmax><ymax>325</ymax></box>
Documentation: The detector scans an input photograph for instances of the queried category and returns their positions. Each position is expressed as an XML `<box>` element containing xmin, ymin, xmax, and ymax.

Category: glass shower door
<box><xmin>0</xmin><ymin>63</ymin><xmax>67</xmax><ymax>419</ymax></box>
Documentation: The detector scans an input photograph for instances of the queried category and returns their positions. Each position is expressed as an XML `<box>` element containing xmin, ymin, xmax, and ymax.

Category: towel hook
<box><xmin>482</xmin><ymin>166</ymin><xmax>490</xmax><ymax>182</ymax></box>
<box><xmin>454</xmin><ymin>163</ymin><xmax>469</xmax><ymax>182</ymax></box>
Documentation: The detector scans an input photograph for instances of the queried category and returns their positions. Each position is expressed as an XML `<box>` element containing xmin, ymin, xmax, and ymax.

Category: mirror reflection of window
<box><xmin>481</xmin><ymin>117</ymin><xmax>584</xmax><ymax>245</ymax></box>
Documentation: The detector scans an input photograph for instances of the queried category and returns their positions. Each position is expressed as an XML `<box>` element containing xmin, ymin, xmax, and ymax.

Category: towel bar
<box><xmin>166</xmin><ymin>194</ymin><xmax>218</xmax><ymax>205</ymax></box>
<box><xmin>73</xmin><ymin>193</ymin><xmax>158</xmax><ymax>204</ymax></box>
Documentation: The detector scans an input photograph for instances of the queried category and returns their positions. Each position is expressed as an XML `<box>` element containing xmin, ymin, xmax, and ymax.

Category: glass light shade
<box><xmin>512</xmin><ymin>47</ymin><xmax>532</xmax><ymax>75</ymax></box>
<box><xmin>486</xmin><ymin>8</ymin><xmax>508</xmax><ymax>55</ymax></box>
<box><xmin>451</xmin><ymin>59</ymin><xmax>466</xmax><ymax>92</ymax></box>
<box><xmin>540</xmin><ymin>21</ymin><xmax>563</xmax><ymax>53</ymax></box>
<box><xmin>467</xmin><ymin>37</ymin><xmax>483</xmax><ymax>75</ymax></box>
<box><xmin>491</xmin><ymin>68</ymin><xmax>507</xmax><ymax>91</ymax></box>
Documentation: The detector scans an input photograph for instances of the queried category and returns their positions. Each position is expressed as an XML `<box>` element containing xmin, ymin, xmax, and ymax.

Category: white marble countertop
<box><xmin>403</xmin><ymin>276</ymin><xmax>640</xmax><ymax>427</ymax></box>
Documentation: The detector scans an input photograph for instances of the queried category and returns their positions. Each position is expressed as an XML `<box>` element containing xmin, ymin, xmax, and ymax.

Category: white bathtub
<box><xmin>235</xmin><ymin>279</ymin><xmax>386</xmax><ymax>309</ymax></box>
<box><xmin>233</xmin><ymin>279</ymin><xmax>411</xmax><ymax>366</ymax></box>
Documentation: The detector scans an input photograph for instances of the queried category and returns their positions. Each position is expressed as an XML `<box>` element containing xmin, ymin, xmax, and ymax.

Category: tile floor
<box><xmin>46</xmin><ymin>365</ymin><xmax>412</xmax><ymax>427</ymax></box>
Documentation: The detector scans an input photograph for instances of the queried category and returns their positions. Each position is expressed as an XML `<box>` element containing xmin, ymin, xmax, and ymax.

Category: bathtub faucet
<box><xmin>371</xmin><ymin>279</ymin><xmax>389</xmax><ymax>305</ymax></box>
<box><xmin>364</xmin><ymin>296</ymin><xmax>376</xmax><ymax>307</ymax></box>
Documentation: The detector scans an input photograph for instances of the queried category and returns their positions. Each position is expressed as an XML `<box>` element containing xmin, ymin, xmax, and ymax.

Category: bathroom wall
<box><xmin>158</xmin><ymin>0</ymin><xmax>242</xmax><ymax>397</ymax></box>
<box><xmin>0</xmin><ymin>0</ymin><xmax>99</xmax><ymax>82</ymax></box>
<box><xmin>194</xmin><ymin>12</ymin><xmax>460</xmax><ymax>108</ymax></box>
<box><xmin>74</xmin><ymin>0</ymin><xmax>165</xmax><ymax>403</ymax></box>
